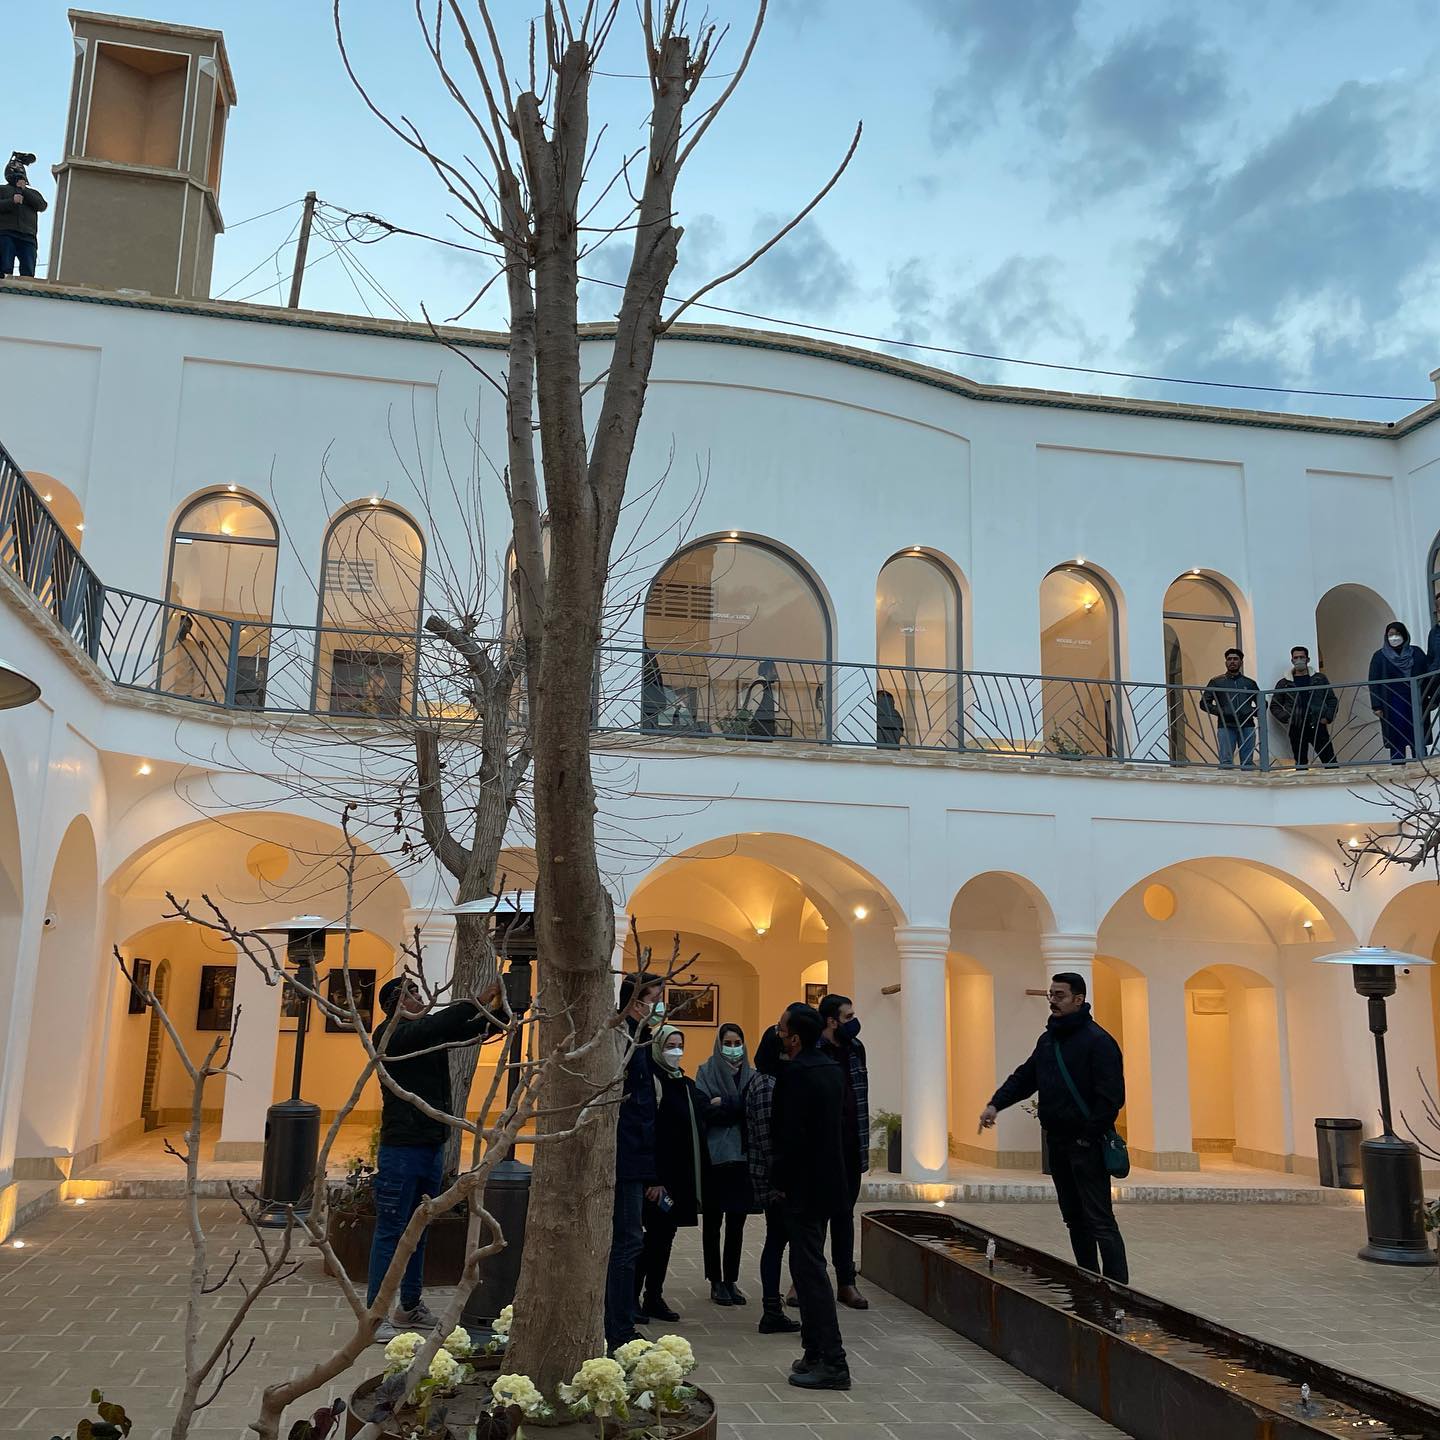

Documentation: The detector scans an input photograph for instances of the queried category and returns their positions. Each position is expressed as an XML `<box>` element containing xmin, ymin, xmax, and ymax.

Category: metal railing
<box><xmin>3</xmin><ymin>442</ymin><xmax>1435</xmax><ymax>772</ymax></box>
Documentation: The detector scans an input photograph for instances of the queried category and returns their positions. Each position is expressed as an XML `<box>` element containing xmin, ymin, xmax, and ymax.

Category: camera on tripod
<box><xmin>5</xmin><ymin>151</ymin><xmax>35</xmax><ymax>184</ymax></box>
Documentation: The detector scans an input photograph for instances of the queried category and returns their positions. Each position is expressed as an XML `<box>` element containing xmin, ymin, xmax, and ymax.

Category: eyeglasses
<box><xmin>1046</xmin><ymin>990</ymin><xmax>1073</xmax><ymax>1001</ymax></box>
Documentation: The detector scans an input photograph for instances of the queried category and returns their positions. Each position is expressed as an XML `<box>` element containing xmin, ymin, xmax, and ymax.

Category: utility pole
<box><xmin>287</xmin><ymin>191</ymin><xmax>318</xmax><ymax>309</ymax></box>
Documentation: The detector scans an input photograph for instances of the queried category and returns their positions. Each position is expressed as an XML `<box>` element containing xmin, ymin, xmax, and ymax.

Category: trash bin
<box><xmin>1315</xmin><ymin>1117</ymin><xmax>1363</xmax><ymax>1189</ymax></box>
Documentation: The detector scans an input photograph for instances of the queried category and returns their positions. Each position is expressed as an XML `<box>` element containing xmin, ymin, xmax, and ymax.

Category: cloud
<box><xmin>1126</xmin><ymin>79</ymin><xmax>1440</xmax><ymax>404</ymax></box>
<box><xmin>915</xmin><ymin>0</ymin><xmax>1082</xmax><ymax>144</ymax></box>
<box><xmin>734</xmin><ymin>215</ymin><xmax>857</xmax><ymax>317</ymax></box>
<box><xmin>886</xmin><ymin>254</ymin><xmax>1094</xmax><ymax>383</ymax></box>
<box><xmin>578</xmin><ymin>212</ymin><xmax>727</xmax><ymax>321</ymax></box>
<box><xmin>1069</xmin><ymin>21</ymin><xmax>1228</xmax><ymax>192</ymax></box>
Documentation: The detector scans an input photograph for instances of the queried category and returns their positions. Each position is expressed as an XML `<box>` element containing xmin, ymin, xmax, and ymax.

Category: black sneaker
<box><xmin>643</xmin><ymin>1294</ymin><xmax>680</xmax><ymax>1322</ymax></box>
<box><xmin>710</xmin><ymin>1282</ymin><xmax>733</xmax><ymax>1306</ymax></box>
<box><xmin>790</xmin><ymin>1352</ymin><xmax>818</xmax><ymax>1374</ymax></box>
<box><xmin>725</xmin><ymin>1282</ymin><xmax>748</xmax><ymax>1306</ymax></box>
<box><xmin>789</xmin><ymin>1359</ymin><xmax>851</xmax><ymax>1391</ymax></box>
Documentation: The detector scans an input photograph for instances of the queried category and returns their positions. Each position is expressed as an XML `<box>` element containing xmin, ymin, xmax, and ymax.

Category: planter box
<box><xmin>347</xmin><ymin>1371</ymin><xmax>717</xmax><ymax>1439</ymax></box>
<box><xmin>327</xmin><ymin>1208</ymin><xmax>471</xmax><ymax>1287</ymax></box>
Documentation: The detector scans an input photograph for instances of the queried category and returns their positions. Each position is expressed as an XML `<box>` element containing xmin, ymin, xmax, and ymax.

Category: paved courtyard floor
<box><xmin>0</xmin><ymin>1197</ymin><xmax>1122</xmax><ymax>1440</ymax></box>
<box><xmin>952</xmin><ymin>1200</ymin><xmax>1440</xmax><ymax>1408</ymax></box>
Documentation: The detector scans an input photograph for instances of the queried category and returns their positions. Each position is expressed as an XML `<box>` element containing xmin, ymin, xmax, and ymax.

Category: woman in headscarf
<box><xmin>695</xmin><ymin>1022</ymin><xmax>758</xmax><ymax>1305</ymax></box>
<box><xmin>1369</xmin><ymin>621</ymin><xmax>1430</xmax><ymax>762</ymax></box>
<box><xmin>634</xmin><ymin>1024</ymin><xmax>705</xmax><ymax>1324</ymax></box>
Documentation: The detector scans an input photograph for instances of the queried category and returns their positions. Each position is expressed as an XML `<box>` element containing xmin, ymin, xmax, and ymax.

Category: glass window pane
<box><xmin>177</xmin><ymin>495</ymin><xmax>277</xmax><ymax>542</ymax></box>
<box><xmin>876</xmin><ymin>554</ymin><xmax>958</xmax><ymax>748</ymax></box>
<box><xmin>1040</xmin><ymin>567</ymin><xmax>1113</xmax><ymax>684</ymax></box>
<box><xmin>169</xmin><ymin>537</ymin><xmax>277</xmax><ymax>622</ymax></box>
<box><xmin>320</xmin><ymin>508</ymin><xmax>424</xmax><ymax>633</ymax></box>
<box><xmin>1164</xmin><ymin>576</ymin><xmax>1234</xmax><ymax>619</ymax></box>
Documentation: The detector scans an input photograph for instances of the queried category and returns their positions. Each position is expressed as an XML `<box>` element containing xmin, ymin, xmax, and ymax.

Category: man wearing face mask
<box><xmin>1270</xmin><ymin>646</ymin><xmax>1337</xmax><ymax>770</ymax></box>
<box><xmin>980</xmin><ymin>972</ymin><xmax>1128</xmax><ymax>1283</ymax></box>
<box><xmin>606</xmin><ymin>970</ymin><xmax>665</xmax><ymax>1351</ymax></box>
<box><xmin>1201</xmin><ymin>648</ymin><xmax>1260</xmax><ymax>770</ymax></box>
<box><xmin>813</xmin><ymin>993</ymin><xmax>869</xmax><ymax>1310</ymax></box>
<box><xmin>1369</xmin><ymin>622</ymin><xmax>1430</xmax><ymax>763</ymax></box>
<box><xmin>772</xmin><ymin>1002</ymin><xmax>850</xmax><ymax>1390</ymax></box>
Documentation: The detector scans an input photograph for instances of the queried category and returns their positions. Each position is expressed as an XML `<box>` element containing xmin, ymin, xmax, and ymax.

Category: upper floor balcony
<box><xmin>4</xmin><ymin>438</ymin><xmax>1437</xmax><ymax>775</ymax></box>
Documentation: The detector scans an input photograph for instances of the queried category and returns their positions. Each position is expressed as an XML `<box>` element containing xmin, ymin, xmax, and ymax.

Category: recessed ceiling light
<box><xmin>852</xmin><ymin>905</ymin><xmax>868</xmax><ymax>921</ymax></box>
<box><xmin>137</xmin><ymin>762</ymin><xmax>152</xmax><ymax>776</ymax></box>
<box><xmin>754</xmin><ymin>925</ymin><xmax>768</xmax><ymax>936</ymax></box>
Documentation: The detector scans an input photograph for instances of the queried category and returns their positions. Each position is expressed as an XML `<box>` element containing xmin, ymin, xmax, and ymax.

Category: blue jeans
<box><xmin>1218</xmin><ymin>723</ymin><xmax>1256</xmax><ymax>770</ymax></box>
<box><xmin>605</xmin><ymin>1179</ymin><xmax>645</xmax><ymax>1345</ymax></box>
<box><xmin>366</xmin><ymin>1142</ymin><xmax>444</xmax><ymax>1311</ymax></box>
<box><xmin>0</xmin><ymin>233</ymin><xmax>37</xmax><ymax>277</ymax></box>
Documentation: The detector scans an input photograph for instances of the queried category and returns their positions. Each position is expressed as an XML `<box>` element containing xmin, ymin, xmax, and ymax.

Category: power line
<box><xmin>311</xmin><ymin>204</ymin><xmax>1439</xmax><ymax>406</ymax></box>
<box><xmin>226</xmin><ymin>197</ymin><xmax>305</xmax><ymax>229</ymax></box>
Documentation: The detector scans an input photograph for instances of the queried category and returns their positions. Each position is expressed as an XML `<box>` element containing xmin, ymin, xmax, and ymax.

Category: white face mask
<box><xmin>662</xmin><ymin>1048</ymin><xmax>683</xmax><ymax>1067</ymax></box>
<box><xmin>1389</xmin><ymin>634</ymin><xmax>1404</xmax><ymax>648</ymax></box>
<box><xmin>721</xmin><ymin>1044</ymin><xmax>745</xmax><ymax>1061</ymax></box>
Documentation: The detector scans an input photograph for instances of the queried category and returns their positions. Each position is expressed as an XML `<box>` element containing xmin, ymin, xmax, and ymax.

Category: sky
<box><xmin>9</xmin><ymin>0</ymin><xmax>1440</xmax><ymax>420</ymax></box>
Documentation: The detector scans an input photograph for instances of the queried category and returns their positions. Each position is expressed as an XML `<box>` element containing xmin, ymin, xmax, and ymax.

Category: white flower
<box><xmin>442</xmin><ymin>1326</ymin><xmax>472</xmax><ymax>1357</ymax></box>
<box><xmin>382</xmin><ymin>1331</ymin><xmax>424</xmax><ymax>1373</ymax></box>
<box><xmin>631</xmin><ymin>1346</ymin><xmax>683</xmax><ymax>1396</ymax></box>
<box><xmin>492</xmin><ymin>1303</ymin><xmax>514</xmax><ymax>1338</ymax></box>
<box><xmin>654</xmin><ymin>1333</ymin><xmax>696</xmax><ymax>1375</ymax></box>
<box><xmin>613</xmin><ymin>1338</ymin><xmax>655</xmax><ymax>1370</ymax></box>
<box><xmin>567</xmin><ymin>1356</ymin><xmax>628</xmax><ymax>1418</ymax></box>
<box><xmin>491</xmin><ymin>1373</ymin><xmax>547</xmax><ymax>1418</ymax></box>
<box><xmin>428</xmin><ymin>1347</ymin><xmax>461</xmax><ymax>1388</ymax></box>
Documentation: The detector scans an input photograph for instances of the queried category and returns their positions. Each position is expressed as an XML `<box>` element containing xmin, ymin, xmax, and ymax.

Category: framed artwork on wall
<box><xmin>667</xmin><ymin>982</ymin><xmax>718</xmax><ymax>1027</ymax></box>
<box><xmin>128</xmin><ymin>957</ymin><xmax>151</xmax><ymax>1014</ymax></box>
<box><xmin>325</xmin><ymin>968</ymin><xmax>376</xmax><ymax>1033</ymax></box>
<box><xmin>279</xmin><ymin>979</ymin><xmax>310</xmax><ymax>1033</ymax></box>
<box><xmin>196</xmin><ymin>965</ymin><xmax>237</xmax><ymax>1031</ymax></box>
<box><xmin>804</xmin><ymin>982</ymin><xmax>828</xmax><ymax>1009</ymax></box>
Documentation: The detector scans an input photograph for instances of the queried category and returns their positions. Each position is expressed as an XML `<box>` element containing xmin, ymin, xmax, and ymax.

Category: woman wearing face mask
<box><xmin>1369</xmin><ymin>621</ymin><xmax>1430</xmax><ymax>762</ymax></box>
<box><xmin>635</xmin><ymin>1024</ymin><xmax>705</xmax><ymax>1325</ymax></box>
<box><xmin>695</xmin><ymin>1022</ymin><xmax>758</xmax><ymax>1305</ymax></box>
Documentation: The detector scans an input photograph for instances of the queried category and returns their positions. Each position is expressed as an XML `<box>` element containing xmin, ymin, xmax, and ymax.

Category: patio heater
<box><xmin>444</xmin><ymin>893</ymin><xmax>536</xmax><ymax>1334</ymax></box>
<box><xmin>0</xmin><ymin>658</ymin><xmax>40</xmax><ymax>709</ymax></box>
<box><xmin>255</xmin><ymin>913</ymin><xmax>351</xmax><ymax>1227</ymax></box>
<box><xmin>1312</xmin><ymin>945</ymin><xmax>1437</xmax><ymax>1266</ymax></box>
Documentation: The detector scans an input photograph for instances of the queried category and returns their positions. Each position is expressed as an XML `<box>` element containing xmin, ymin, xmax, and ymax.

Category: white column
<box><xmin>896</xmin><ymin>925</ymin><xmax>951</xmax><ymax>1181</ymax></box>
<box><xmin>215</xmin><ymin>958</ymin><xmax>282</xmax><ymax>1161</ymax></box>
<box><xmin>405</xmin><ymin>909</ymin><xmax>456</xmax><ymax>990</ymax></box>
<box><xmin>1040</xmin><ymin>933</ymin><xmax>1096</xmax><ymax>1000</ymax></box>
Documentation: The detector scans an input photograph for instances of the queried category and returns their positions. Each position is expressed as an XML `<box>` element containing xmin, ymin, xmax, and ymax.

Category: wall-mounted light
<box><xmin>852</xmin><ymin>904</ymin><xmax>869</xmax><ymax>921</ymax></box>
<box><xmin>1347</xmin><ymin>837</ymin><xmax>1362</xmax><ymax>851</ymax></box>
<box><xmin>10</xmin><ymin>1240</ymin><xmax>23</xmax><ymax>1249</ymax></box>
<box><xmin>368</xmin><ymin>495</ymin><xmax>381</xmax><ymax>506</ymax></box>
<box><xmin>1189</xmin><ymin>568</ymin><xmax>1201</xmax><ymax>577</ymax></box>
<box><xmin>1075</xmin><ymin>555</ymin><xmax>1086</xmax><ymax>565</ymax></box>
<box><xmin>42</xmin><ymin>492</ymin><xmax>53</xmax><ymax>503</ymax></box>
<box><xmin>727</xmin><ymin>530</ymin><xmax>739</xmax><ymax>540</ymax></box>
<box><xmin>1303</xmin><ymin>920</ymin><xmax>1315</xmax><ymax>935</ymax></box>
<box><xmin>76</xmin><ymin>523</ymin><xmax>85</xmax><ymax>532</ymax></box>
<box><xmin>137</xmin><ymin>762</ymin><xmax>152</xmax><ymax>776</ymax></box>
<box><xmin>227</xmin><ymin>483</ymin><xmax>238</xmax><ymax>493</ymax></box>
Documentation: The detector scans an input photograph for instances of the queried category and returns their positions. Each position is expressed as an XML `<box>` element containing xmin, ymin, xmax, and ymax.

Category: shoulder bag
<box><xmin>1052</xmin><ymin>1041</ymin><xmax>1130</xmax><ymax>1179</ymax></box>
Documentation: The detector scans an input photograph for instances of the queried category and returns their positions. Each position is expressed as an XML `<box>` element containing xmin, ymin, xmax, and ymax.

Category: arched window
<box><xmin>1163</xmin><ymin>573</ymin><xmax>1240</xmax><ymax>763</ymax></box>
<box><xmin>1429</xmin><ymin>534</ymin><xmax>1440</xmax><ymax>626</ymax></box>
<box><xmin>875</xmin><ymin>551</ymin><xmax>960</xmax><ymax>748</ymax></box>
<box><xmin>163</xmin><ymin>491</ymin><xmax>278</xmax><ymax>706</ymax></box>
<box><xmin>642</xmin><ymin>536</ymin><xmax>830</xmax><ymax>741</ymax></box>
<box><xmin>1039</xmin><ymin>564</ymin><xmax>1120</xmax><ymax>757</ymax></box>
<box><xmin>316</xmin><ymin>503</ymin><xmax>425</xmax><ymax>716</ymax></box>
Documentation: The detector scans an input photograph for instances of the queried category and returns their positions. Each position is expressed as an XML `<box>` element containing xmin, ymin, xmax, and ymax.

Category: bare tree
<box><xmin>332</xmin><ymin>0</ymin><xmax>858</xmax><ymax>1388</ymax></box>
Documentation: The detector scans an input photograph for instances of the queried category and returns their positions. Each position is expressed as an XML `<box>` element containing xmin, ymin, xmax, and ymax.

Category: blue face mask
<box><xmin>837</xmin><ymin>1017</ymin><xmax>861</xmax><ymax>1042</ymax></box>
<box><xmin>721</xmin><ymin>1043</ymin><xmax>745</xmax><ymax>1061</ymax></box>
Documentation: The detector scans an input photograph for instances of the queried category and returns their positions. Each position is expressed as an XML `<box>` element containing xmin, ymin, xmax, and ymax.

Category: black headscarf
<box><xmin>753</xmin><ymin>1024</ymin><xmax>784</xmax><ymax>1077</ymax></box>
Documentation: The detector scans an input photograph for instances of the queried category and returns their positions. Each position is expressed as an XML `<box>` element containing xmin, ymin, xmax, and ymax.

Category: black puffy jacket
<box><xmin>990</xmin><ymin>1005</ymin><xmax>1125</xmax><ymax>1140</ymax></box>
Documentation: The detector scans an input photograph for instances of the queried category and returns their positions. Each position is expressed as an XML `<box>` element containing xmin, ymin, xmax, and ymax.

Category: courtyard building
<box><xmin>3</xmin><ymin>10</ymin><xmax>1440</xmax><ymax>1246</ymax></box>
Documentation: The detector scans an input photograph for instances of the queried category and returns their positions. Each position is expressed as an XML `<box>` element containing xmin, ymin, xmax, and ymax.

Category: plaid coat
<box><xmin>744</xmin><ymin>1070</ymin><xmax>779</xmax><ymax>1206</ymax></box>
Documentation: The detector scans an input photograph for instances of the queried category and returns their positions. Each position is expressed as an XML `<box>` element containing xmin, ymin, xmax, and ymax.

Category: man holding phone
<box><xmin>0</xmin><ymin>153</ymin><xmax>46</xmax><ymax>278</ymax></box>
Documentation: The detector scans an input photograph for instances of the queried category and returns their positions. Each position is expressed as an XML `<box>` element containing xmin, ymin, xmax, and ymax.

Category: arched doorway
<box><xmin>1315</xmin><ymin>583</ymin><xmax>1393</xmax><ymax>760</ymax></box>
<box><xmin>316</xmin><ymin>502</ymin><xmax>426</xmax><ymax>716</ymax></box>
<box><xmin>163</xmin><ymin>491</ymin><xmax>279</xmax><ymax>705</ymax></box>
<box><xmin>875</xmin><ymin>550</ymin><xmax>961</xmax><ymax>748</ymax></box>
<box><xmin>1163</xmin><ymin>573</ymin><xmax>1241</xmax><ymax>763</ymax></box>
<box><xmin>949</xmin><ymin>872</ymin><xmax>1055</xmax><ymax>1168</ymax></box>
<box><xmin>139</xmin><ymin>959</ymin><xmax>171</xmax><ymax>1130</ymax></box>
<box><xmin>16</xmin><ymin>815</ymin><xmax>100</xmax><ymax>1173</ymax></box>
<box><xmin>642</xmin><ymin>536</ymin><xmax>831</xmax><ymax>741</ymax></box>
<box><xmin>1039</xmin><ymin>564</ymin><xmax>1121</xmax><ymax>757</ymax></box>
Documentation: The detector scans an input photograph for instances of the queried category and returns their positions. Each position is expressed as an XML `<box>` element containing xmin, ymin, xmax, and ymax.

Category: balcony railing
<box><xmin>3</xmin><ymin>443</ymin><xmax>1435</xmax><ymax>772</ymax></box>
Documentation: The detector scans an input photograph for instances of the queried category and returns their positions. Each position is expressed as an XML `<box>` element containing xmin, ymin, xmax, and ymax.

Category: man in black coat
<box><xmin>1270</xmin><ymin>645</ymin><xmax>1337</xmax><ymax>769</ymax></box>
<box><xmin>1201</xmin><ymin>647</ymin><xmax>1260</xmax><ymax>769</ymax></box>
<box><xmin>816</xmin><ymin>992</ymin><xmax>869</xmax><ymax>1309</ymax></box>
<box><xmin>368</xmin><ymin>975</ymin><xmax>504</xmax><ymax>1342</ymax></box>
<box><xmin>980</xmin><ymin>972</ymin><xmax>1129</xmax><ymax>1283</ymax></box>
<box><xmin>772</xmin><ymin>1002</ymin><xmax>851</xmax><ymax>1391</ymax></box>
<box><xmin>0</xmin><ymin>153</ymin><xmax>46</xmax><ymax>277</ymax></box>
<box><xmin>605</xmin><ymin>969</ymin><xmax>665</xmax><ymax>1350</ymax></box>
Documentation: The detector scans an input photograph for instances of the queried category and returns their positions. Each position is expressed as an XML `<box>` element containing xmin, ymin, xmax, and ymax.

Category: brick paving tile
<box><xmin>0</xmin><ymin>1198</ymin><xmax>1124</xmax><ymax>1439</ymax></box>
